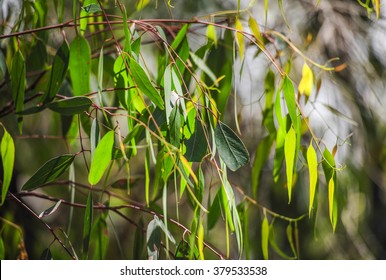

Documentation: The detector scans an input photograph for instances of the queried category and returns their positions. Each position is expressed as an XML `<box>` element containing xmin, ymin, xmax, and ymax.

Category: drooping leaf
<box><xmin>169</xmin><ymin>106</ymin><xmax>181</xmax><ymax>149</ymax></box>
<box><xmin>11</xmin><ymin>50</ymin><xmax>25</xmax><ymax>132</ymax></box>
<box><xmin>248</xmin><ymin>16</ymin><xmax>264</xmax><ymax>48</ymax></box>
<box><xmin>47</xmin><ymin>96</ymin><xmax>92</xmax><ymax>115</ymax></box>
<box><xmin>322</xmin><ymin>148</ymin><xmax>338</xmax><ymax>231</ymax></box>
<box><xmin>190</xmin><ymin>51</ymin><xmax>217</xmax><ymax>85</ymax></box>
<box><xmin>197</xmin><ymin>221</ymin><xmax>205</xmax><ymax>260</ymax></box>
<box><xmin>307</xmin><ymin>142</ymin><xmax>318</xmax><ymax>216</ymax></box>
<box><xmin>298</xmin><ymin>62</ymin><xmax>313</xmax><ymax>97</ymax></box>
<box><xmin>283</xmin><ymin>77</ymin><xmax>298</xmax><ymax>130</ymax></box>
<box><xmin>129</xmin><ymin>57</ymin><xmax>164</xmax><ymax>109</ymax></box>
<box><xmin>42</xmin><ymin>41</ymin><xmax>70</xmax><ymax>103</ymax></box>
<box><xmin>235</xmin><ymin>18</ymin><xmax>245</xmax><ymax>60</ymax></box>
<box><xmin>81</xmin><ymin>2</ymin><xmax>101</xmax><ymax>13</ymax></box>
<box><xmin>22</xmin><ymin>154</ymin><xmax>76</xmax><ymax>191</ymax></box>
<box><xmin>146</xmin><ymin>216</ymin><xmax>162</xmax><ymax>260</ymax></box>
<box><xmin>215</xmin><ymin>121</ymin><xmax>249</xmax><ymax>171</ymax></box>
<box><xmin>1</xmin><ymin>127</ymin><xmax>15</xmax><ymax>205</ymax></box>
<box><xmin>82</xmin><ymin>191</ymin><xmax>93</xmax><ymax>259</ymax></box>
<box><xmin>278</xmin><ymin>0</ymin><xmax>290</xmax><ymax>29</ymax></box>
<box><xmin>286</xmin><ymin>223</ymin><xmax>297</xmax><ymax>258</ymax></box>
<box><xmin>207</xmin><ymin>189</ymin><xmax>221</xmax><ymax>230</ymax></box>
<box><xmin>88</xmin><ymin>130</ymin><xmax>115</xmax><ymax>185</ymax></box>
<box><xmin>284</xmin><ymin>127</ymin><xmax>296</xmax><ymax>203</ymax></box>
<box><xmin>252</xmin><ymin>135</ymin><xmax>274</xmax><ymax>196</ymax></box>
<box><xmin>163</xmin><ymin>64</ymin><xmax>172</xmax><ymax>124</ymax></box>
<box><xmin>69</xmin><ymin>35</ymin><xmax>91</xmax><ymax>96</ymax></box>
<box><xmin>262</xmin><ymin>216</ymin><xmax>269</xmax><ymax>260</ymax></box>
<box><xmin>91</xmin><ymin>214</ymin><xmax>109</xmax><ymax>260</ymax></box>
<box><xmin>175</xmin><ymin>239</ymin><xmax>198</xmax><ymax>260</ymax></box>
<box><xmin>328</xmin><ymin>177</ymin><xmax>335</xmax><ymax>228</ymax></box>
<box><xmin>38</xmin><ymin>200</ymin><xmax>62</xmax><ymax>218</ymax></box>
<box><xmin>206</xmin><ymin>24</ymin><xmax>217</xmax><ymax>46</ymax></box>
<box><xmin>184</xmin><ymin>119</ymin><xmax>208</xmax><ymax>162</ymax></box>
<box><xmin>136</xmin><ymin>0</ymin><xmax>151</xmax><ymax>10</ymax></box>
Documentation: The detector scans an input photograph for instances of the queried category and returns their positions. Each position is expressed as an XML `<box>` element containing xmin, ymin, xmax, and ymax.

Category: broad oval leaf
<box><xmin>22</xmin><ymin>154</ymin><xmax>76</xmax><ymax>191</ymax></box>
<box><xmin>88</xmin><ymin>130</ymin><xmax>115</xmax><ymax>185</ymax></box>
<box><xmin>1</xmin><ymin>127</ymin><xmax>15</xmax><ymax>205</ymax></box>
<box><xmin>47</xmin><ymin>96</ymin><xmax>92</xmax><ymax>115</ymax></box>
<box><xmin>262</xmin><ymin>216</ymin><xmax>269</xmax><ymax>260</ymax></box>
<box><xmin>215</xmin><ymin>121</ymin><xmax>249</xmax><ymax>171</ymax></box>
<box><xmin>42</xmin><ymin>41</ymin><xmax>70</xmax><ymax>103</ymax></box>
<box><xmin>284</xmin><ymin>127</ymin><xmax>296</xmax><ymax>203</ymax></box>
<box><xmin>69</xmin><ymin>35</ymin><xmax>91</xmax><ymax>96</ymax></box>
<box><xmin>307</xmin><ymin>142</ymin><xmax>318</xmax><ymax>216</ymax></box>
<box><xmin>129</xmin><ymin>57</ymin><xmax>164</xmax><ymax>110</ymax></box>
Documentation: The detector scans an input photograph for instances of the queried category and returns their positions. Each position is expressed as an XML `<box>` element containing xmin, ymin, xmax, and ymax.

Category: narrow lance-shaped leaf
<box><xmin>146</xmin><ymin>216</ymin><xmax>161</xmax><ymax>260</ymax></box>
<box><xmin>284</xmin><ymin>127</ymin><xmax>296</xmax><ymax>203</ymax></box>
<box><xmin>248</xmin><ymin>16</ymin><xmax>265</xmax><ymax>48</ymax></box>
<box><xmin>69</xmin><ymin>35</ymin><xmax>91</xmax><ymax>96</ymax></box>
<box><xmin>11</xmin><ymin>51</ymin><xmax>25</xmax><ymax>132</ymax></box>
<box><xmin>235</xmin><ymin>18</ymin><xmax>245</xmax><ymax>60</ymax></box>
<box><xmin>38</xmin><ymin>200</ymin><xmax>62</xmax><ymax>218</ymax></box>
<box><xmin>1</xmin><ymin>126</ymin><xmax>15</xmax><ymax>205</ymax></box>
<box><xmin>298</xmin><ymin>62</ymin><xmax>313</xmax><ymax>97</ymax></box>
<box><xmin>42</xmin><ymin>41</ymin><xmax>70</xmax><ymax>103</ymax></box>
<box><xmin>307</xmin><ymin>142</ymin><xmax>318</xmax><ymax>216</ymax></box>
<box><xmin>262</xmin><ymin>216</ymin><xmax>269</xmax><ymax>260</ymax></box>
<box><xmin>328</xmin><ymin>177</ymin><xmax>335</xmax><ymax>227</ymax></box>
<box><xmin>283</xmin><ymin>77</ymin><xmax>298</xmax><ymax>130</ymax></box>
<box><xmin>129</xmin><ymin>57</ymin><xmax>164</xmax><ymax>109</ymax></box>
<box><xmin>206</xmin><ymin>24</ymin><xmax>217</xmax><ymax>46</ymax></box>
<box><xmin>215</xmin><ymin>121</ymin><xmax>250</xmax><ymax>171</ymax></box>
<box><xmin>82</xmin><ymin>191</ymin><xmax>93</xmax><ymax>260</ymax></box>
<box><xmin>47</xmin><ymin>96</ymin><xmax>92</xmax><ymax>115</ymax></box>
<box><xmin>22</xmin><ymin>154</ymin><xmax>76</xmax><ymax>191</ymax></box>
<box><xmin>88</xmin><ymin>130</ymin><xmax>115</xmax><ymax>185</ymax></box>
<box><xmin>278</xmin><ymin>0</ymin><xmax>290</xmax><ymax>29</ymax></box>
<box><xmin>197</xmin><ymin>221</ymin><xmax>205</xmax><ymax>260</ymax></box>
<box><xmin>322</xmin><ymin>148</ymin><xmax>338</xmax><ymax>231</ymax></box>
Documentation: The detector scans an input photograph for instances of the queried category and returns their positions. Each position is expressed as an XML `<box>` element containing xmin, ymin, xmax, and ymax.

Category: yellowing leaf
<box><xmin>235</xmin><ymin>19</ymin><xmax>245</xmax><ymax>60</ymax></box>
<box><xmin>206</xmin><ymin>24</ymin><xmax>217</xmax><ymax>46</ymax></box>
<box><xmin>262</xmin><ymin>216</ymin><xmax>269</xmax><ymax>260</ymax></box>
<box><xmin>328</xmin><ymin>177</ymin><xmax>334</xmax><ymax>226</ymax></box>
<box><xmin>1</xmin><ymin>126</ymin><xmax>15</xmax><ymax>205</ymax></box>
<box><xmin>307</xmin><ymin>142</ymin><xmax>318</xmax><ymax>216</ymax></box>
<box><xmin>197</xmin><ymin>222</ymin><xmax>205</xmax><ymax>260</ymax></box>
<box><xmin>373</xmin><ymin>0</ymin><xmax>380</xmax><ymax>19</ymax></box>
<box><xmin>284</xmin><ymin>127</ymin><xmax>296</xmax><ymax>203</ymax></box>
<box><xmin>298</xmin><ymin>63</ymin><xmax>313</xmax><ymax>97</ymax></box>
<box><xmin>136</xmin><ymin>0</ymin><xmax>151</xmax><ymax>10</ymax></box>
<box><xmin>248</xmin><ymin>16</ymin><xmax>264</xmax><ymax>49</ymax></box>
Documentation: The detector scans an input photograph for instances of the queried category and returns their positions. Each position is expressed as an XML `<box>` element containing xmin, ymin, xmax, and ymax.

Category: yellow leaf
<box><xmin>373</xmin><ymin>0</ymin><xmax>380</xmax><ymax>19</ymax></box>
<box><xmin>179</xmin><ymin>155</ymin><xmax>198</xmax><ymax>185</ymax></box>
<box><xmin>235</xmin><ymin>19</ymin><xmax>245</xmax><ymax>60</ymax></box>
<box><xmin>206</xmin><ymin>25</ymin><xmax>217</xmax><ymax>47</ymax></box>
<box><xmin>198</xmin><ymin>222</ymin><xmax>205</xmax><ymax>260</ymax></box>
<box><xmin>298</xmin><ymin>62</ymin><xmax>313</xmax><ymax>97</ymax></box>
<box><xmin>136</xmin><ymin>0</ymin><xmax>151</xmax><ymax>11</ymax></box>
<box><xmin>248</xmin><ymin>16</ymin><xmax>264</xmax><ymax>49</ymax></box>
<box><xmin>261</xmin><ymin>216</ymin><xmax>269</xmax><ymax>260</ymax></box>
<box><xmin>307</xmin><ymin>142</ymin><xmax>318</xmax><ymax>216</ymax></box>
<box><xmin>284</xmin><ymin>127</ymin><xmax>296</xmax><ymax>203</ymax></box>
<box><xmin>328</xmin><ymin>177</ymin><xmax>334</xmax><ymax>225</ymax></box>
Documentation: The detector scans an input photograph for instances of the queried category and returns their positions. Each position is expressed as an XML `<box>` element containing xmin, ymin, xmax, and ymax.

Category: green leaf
<box><xmin>146</xmin><ymin>216</ymin><xmax>162</xmax><ymax>260</ymax></box>
<box><xmin>235</xmin><ymin>19</ymin><xmax>245</xmax><ymax>60</ymax></box>
<box><xmin>163</xmin><ymin>64</ymin><xmax>172</xmax><ymax>124</ymax></box>
<box><xmin>91</xmin><ymin>214</ymin><xmax>109</xmax><ymax>259</ymax></box>
<box><xmin>252</xmin><ymin>135</ymin><xmax>274</xmax><ymax>196</ymax></box>
<box><xmin>42</xmin><ymin>41</ymin><xmax>70</xmax><ymax>103</ymax></box>
<box><xmin>307</xmin><ymin>142</ymin><xmax>318</xmax><ymax>216</ymax></box>
<box><xmin>248</xmin><ymin>16</ymin><xmax>264</xmax><ymax>48</ymax></box>
<box><xmin>175</xmin><ymin>239</ymin><xmax>198</xmax><ymax>260</ymax></box>
<box><xmin>81</xmin><ymin>3</ymin><xmax>101</xmax><ymax>13</ymax></box>
<box><xmin>278</xmin><ymin>0</ymin><xmax>290</xmax><ymax>29</ymax></box>
<box><xmin>206</xmin><ymin>24</ymin><xmax>217</xmax><ymax>46</ymax></box>
<box><xmin>169</xmin><ymin>106</ymin><xmax>181</xmax><ymax>148</ymax></box>
<box><xmin>0</xmin><ymin>237</ymin><xmax>4</xmax><ymax>259</ymax></box>
<box><xmin>38</xmin><ymin>200</ymin><xmax>62</xmax><ymax>218</ymax></box>
<box><xmin>262</xmin><ymin>216</ymin><xmax>269</xmax><ymax>260</ymax></box>
<box><xmin>286</xmin><ymin>223</ymin><xmax>297</xmax><ymax>258</ymax></box>
<box><xmin>129</xmin><ymin>57</ymin><xmax>164</xmax><ymax>109</ymax></box>
<box><xmin>184</xmin><ymin>119</ymin><xmax>208</xmax><ymax>162</ymax></box>
<box><xmin>88</xmin><ymin>130</ymin><xmax>115</xmax><ymax>185</ymax></box>
<box><xmin>283</xmin><ymin>77</ymin><xmax>298</xmax><ymax>130</ymax></box>
<box><xmin>207</xmin><ymin>189</ymin><xmax>221</xmax><ymax>230</ymax></box>
<box><xmin>328</xmin><ymin>177</ymin><xmax>335</xmax><ymax>229</ymax></box>
<box><xmin>11</xmin><ymin>51</ymin><xmax>25</xmax><ymax>132</ymax></box>
<box><xmin>215</xmin><ymin>121</ymin><xmax>249</xmax><ymax>171</ymax></box>
<box><xmin>22</xmin><ymin>154</ymin><xmax>76</xmax><ymax>191</ymax></box>
<box><xmin>69</xmin><ymin>36</ymin><xmax>91</xmax><ymax>96</ymax></box>
<box><xmin>284</xmin><ymin>127</ymin><xmax>296</xmax><ymax>203</ymax></box>
<box><xmin>1</xmin><ymin>127</ymin><xmax>15</xmax><ymax>205</ymax></box>
<box><xmin>47</xmin><ymin>97</ymin><xmax>92</xmax><ymax>115</ymax></box>
<box><xmin>190</xmin><ymin>52</ymin><xmax>217</xmax><ymax>85</ymax></box>
<box><xmin>82</xmin><ymin>191</ymin><xmax>93</xmax><ymax>259</ymax></box>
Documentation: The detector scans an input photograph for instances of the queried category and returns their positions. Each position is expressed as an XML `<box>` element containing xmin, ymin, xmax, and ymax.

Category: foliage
<box><xmin>0</xmin><ymin>0</ymin><xmax>383</xmax><ymax>259</ymax></box>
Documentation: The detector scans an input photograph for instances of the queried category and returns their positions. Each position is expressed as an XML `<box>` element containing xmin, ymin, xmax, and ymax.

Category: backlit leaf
<box><xmin>235</xmin><ymin>19</ymin><xmax>245</xmax><ymax>60</ymax></box>
<box><xmin>197</xmin><ymin>221</ymin><xmax>205</xmax><ymax>260</ymax></box>
<box><xmin>298</xmin><ymin>62</ymin><xmax>313</xmax><ymax>97</ymax></box>
<box><xmin>283</xmin><ymin>77</ymin><xmax>298</xmax><ymax>130</ymax></box>
<box><xmin>11</xmin><ymin>51</ymin><xmax>25</xmax><ymax>132</ymax></box>
<box><xmin>22</xmin><ymin>154</ymin><xmax>76</xmax><ymax>191</ymax></box>
<box><xmin>215</xmin><ymin>121</ymin><xmax>249</xmax><ymax>171</ymax></box>
<box><xmin>129</xmin><ymin>57</ymin><xmax>164</xmax><ymax>109</ymax></box>
<box><xmin>248</xmin><ymin>16</ymin><xmax>264</xmax><ymax>48</ymax></box>
<box><xmin>1</xmin><ymin>126</ymin><xmax>15</xmax><ymax>205</ymax></box>
<box><xmin>47</xmin><ymin>96</ymin><xmax>92</xmax><ymax>115</ymax></box>
<box><xmin>136</xmin><ymin>0</ymin><xmax>151</xmax><ymax>10</ymax></box>
<box><xmin>206</xmin><ymin>24</ymin><xmax>217</xmax><ymax>46</ymax></box>
<box><xmin>88</xmin><ymin>130</ymin><xmax>115</xmax><ymax>185</ymax></box>
<box><xmin>284</xmin><ymin>127</ymin><xmax>296</xmax><ymax>203</ymax></box>
<box><xmin>307</xmin><ymin>142</ymin><xmax>318</xmax><ymax>216</ymax></box>
<box><xmin>69</xmin><ymin>35</ymin><xmax>91</xmax><ymax>96</ymax></box>
<box><xmin>328</xmin><ymin>177</ymin><xmax>334</xmax><ymax>227</ymax></box>
<box><xmin>262</xmin><ymin>216</ymin><xmax>269</xmax><ymax>260</ymax></box>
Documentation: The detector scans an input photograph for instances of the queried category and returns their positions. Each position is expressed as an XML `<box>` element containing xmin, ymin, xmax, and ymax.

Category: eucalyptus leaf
<box><xmin>1</xmin><ymin>126</ymin><xmax>15</xmax><ymax>205</ymax></box>
<box><xmin>47</xmin><ymin>97</ymin><xmax>92</xmax><ymax>115</ymax></box>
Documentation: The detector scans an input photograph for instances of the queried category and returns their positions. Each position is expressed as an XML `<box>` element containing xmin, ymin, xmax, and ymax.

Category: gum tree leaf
<box><xmin>252</xmin><ymin>135</ymin><xmax>274</xmax><ymax>196</ymax></box>
<box><xmin>146</xmin><ymin>215</ymin><xmax>161</xmax><ymax>260</ymax></box>
<box><xmin>298</xmin><ymin>62</ymin><xmax>313</xmax><ymax>97</ymax></box>
<box><xmin>248</xmin><ymin>16</ymin><xmax>264</xmax><ymax>48</ymax></box>
<box><xmin>215</xmin><ymin>121</ymin><xmax>249</xmax><ymax>171</ymax></box>
<box><xmin>38</xmin><ymin>200</ymin><xmax>62</xmax><ymax>218</ymax></box>
<box><xmin>184</xmin><ymin>119</ymin><xmax>208</xmax><ymax>162</ymax></box>
<box><xmin>307</xmin><ymin>142</ymin><xmax>318</xmax><ymax>216</ymax></box>
<box><xmin>322</xmin><ymin>148</ymin><xmax>338</xmax><ymax>231</ymax></box>
<box><xmin>206</xmin><ymin>24</ymin><xmax>217</xmax><ymax>46</ymax></box>
<box><xmin>22</xmin><ymin>154</ymin><xmax>76</xmax><ymax>191</ymax></box>
<box><xmin>262</xmin><ymin>216</ymin><xmax>269</xmax><ymax>260</ymax></box>
<box><xmin>11</xmin><ymin>50</ymin><xmax>25</xmax><ymax>132</ymax></box>
<box><xmin>42</xmin><ymin>41</ymin><xmax>70</xmax><ymax>103</ymax></box>
<box><xmin>1</xmin><ymin>127</ymin><xmax>15</xmax><ymax>205</ymax></box>
<box><xmin>69</xmin><ymin>35</ymin><xmax>91</xmax><ymax>96</ymax></box>
<box><xmin>235</xmin><ymin>18</ymin><xmax>245</xmax><ymax>60</ymax></box>
<box><xmin>81</xmin><ymin>3</ymin><xmax>101</xmax><ymax>13</ymax></box>
<box><xmin>284</xmin><ymin>127</ymin><xmax>296</xmax><ymax>203</ymax></box>
<box><xmin>88</xmin><ymin>130</ymin><xmax>115</xmax><ymax>185</ymax></box>
<box><xmin>129</xmin><ymin>57</ymin><xmax>164</xmax><ymax>110</ymax></box>
<box><xmin>82</xmin><ymin>191</ymin><xmax>93</xmax><ymax>260</ymax></box>
<box><xmin>283</xmin><ymin>77</ymin><xmax>298</xmax><ymax>130</ymax></box>
<box><xmin>47</xmin><ymin>97</ymin><xmax>92</xmax><ymax>115</ymax></box>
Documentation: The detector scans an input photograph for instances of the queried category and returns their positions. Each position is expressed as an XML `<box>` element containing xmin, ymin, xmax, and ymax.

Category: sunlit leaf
<box><xmin>284</xmin><ymin>127</ymin><xmax>296</xmax><ymax>203</ymax></box>
<box><xmin>136</xmin><ymin>0</ymin><xmax>151</xmax><ymax>10</ymax></box>
<box><xmin>283</xmin><ymin>77</ymin><xmax>298</xmax><ymax>130</ymax></box>
<box><xmin>328</xmin><ymin>177</ymin><xmax>335</xmax><ymax>227</ymax></box>
<box><xmin>1</xmin><ymin>126</ymin><xmax>15</xmax><ymax>205</ymax></box>
<box><xmin>22</xmin><ymin>154</ymin><xmax>76</xmax><ymax>191</ymax></box>
<box><xmin>206</xmin><ymin>24</ymin><xmax>217</xmax><ymax>46</ymax></box>
<box><xmin>215</xmin><ymin>121</ymin><xmax>249</xmax><ymax>171</ymax></box>
<box><xmin>129</xmin><ymin>57</ymin><xmax>164</xmax><ymax>109</ymax></box>
<box><xmin>38</xmin><ymin>200</ymin><xmax>62</xmax><ymax>218</ymax></box>
<box><xmin>307</xmin><ymin>142</ymin><xmax>318</xmax><ymax>216</ymax></box>
<box><xmin>42</xmin><ymin>41</ymin><xmax>70</xmax><ymax>103</ymax></box>
<box><xmin>373</xmin><ymin>0</ymin><xmax>380</xmax><ymax>19</ymax></box>
<box><xmin>69</xmin><ymin>35</ymin><xmax>91</xmax><ymax>96</ymax></box>
<box><xmin>11</xmin><ymin>50</ymin><xmax>25</xmax><ymax>132</ymax></box>
<box><xmin>262</xmin><ymin>216</ymin><xmax>269</xmax><ymax>260</ymax></box>
<box><xmin>298</xmin><ymin>62</ymin><xmax>313</xmax><ymax>97</ymax></box>
<box><xmin>248</xmin><ymin>16</ymin><xmax>264</xmax><ymax>48</ymax></box>
<box><xmin>88</xmin><ymin>130</ymin><xmax>115</xmax><ymax>185</ymax></box>
<box><xmin>47</xmin><ymin>96</ymin><xmax>92</xmax><ymax>115</ymax></box>
<box><xmin>197</xmin><ymin>221</ymin><xmax>205</xmax><ymax>260</ymax></box>
<box><xmin>82</xmin><ymin>191</ymin><xmax>93</xmax><ymax>259</ymax></box>
<box><xmin>235</xmin><ymin>18</ymin><xmax>245</xmax><ymax>60</ymax></box>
